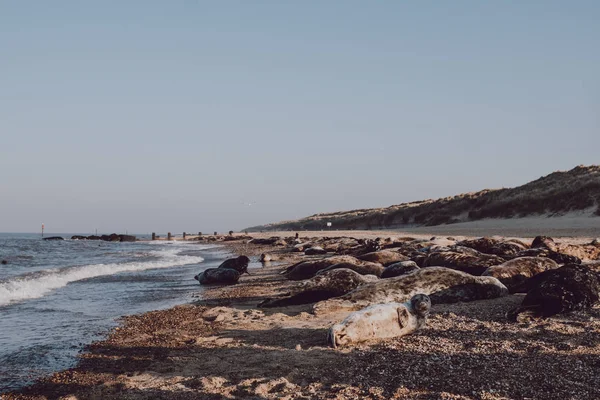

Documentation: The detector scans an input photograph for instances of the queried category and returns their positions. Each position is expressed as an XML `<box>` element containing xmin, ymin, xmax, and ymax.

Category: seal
<box><xmin>531</xmin><ymin>235</ymin><xmax>557</xmax><ymax>251</ymax></box>
<box><xmin>423</xmin><ymin>251</ymin><xmax>506</xmax><ymax>275</ymax></box>
<box><xmin>482</xmin><ymin>257</ymin><xmax>559</xmax><ymax>292</ymax></box>
<box><xmin>357</xmin><ymin>250</ymin><xmax>409</xmax><ymax>266</ymax></box>
<box><xmin>456</xmin><ymin>237</ymin><xmax>501</xmax><ymax>254</ymax></box>
<box><xmin>327</xmin><ymin>294</ymin><xmax>431</xmax><ymax>348</ymax></box>
<box><xmin>381</xmin><ymin>261</ymin><xmax>420</xmax><ymax>279</ymax></box>
<box><xmin>507</xmin><ymin>264</ymin><xmax>600</xmax><ymax>321</ymax></box>
<box><xmin>305</xmin><ymin>246</ymin><xmax>327</xmax><ymax>255</ymax></box>
<box><xmin>515</xmin><ymin>248</ymin><xmax>582</xmax><ymax>265</ymax></box>
<box><xmin>195</xmin><ymin>268</ymin><xmax>240</xmax><ymax>285</ymax></box>
<box><xmin>218</xmin><ymin>255</ymin><xmax>250</xmax><ymax>274</ymax></box>
<box><xmin>282</xmin><ymin>255</ymin><xmax>375</xmax><ymax>281</ymax></box>
<box><xmin>316</xmin><ymin>261</ymin><xmax>385</xmax><ymax>278</ymax></box>
<box><xmin>313</xmin><ymin>267</ymin><xmax>508</xmax><ymax>314</ymax></box>
<box><xmin>258</xmin><ymin>268</ymin><xmax>377</xmax><ymax>308</ymax></box>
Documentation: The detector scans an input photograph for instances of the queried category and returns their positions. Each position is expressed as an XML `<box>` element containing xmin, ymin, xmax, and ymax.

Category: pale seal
<box><xmin>195</xmin><ymin>268</ymin><xmax>240</xmax><ymax>285</ymax></box>
<box><xmin>258</xmin><ymin>268</ymin><xmax>377</xmax><ymax>308</ymax></box>
<box><xmin>313</xmin><ymin>267</ymin><xmax>508</xmax><ymax>314</ymax></box>
<box><xmin>327</xmin><ymin>294</ymin><xmax>431</xmax><ymax>348</ymax></box>
<box><xmin>482</xmin><ymin>257</ymin><xmax>559</xmax><ymax>292</ymax></box>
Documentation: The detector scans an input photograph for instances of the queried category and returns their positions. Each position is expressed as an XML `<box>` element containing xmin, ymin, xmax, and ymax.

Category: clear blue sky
<box><xmin>1</xmin><ymin>1</ymin><xmax>598</xmax><ymax>233</ymax></box>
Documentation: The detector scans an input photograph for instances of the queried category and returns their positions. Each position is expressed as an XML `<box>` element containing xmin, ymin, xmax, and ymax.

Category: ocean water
<box><xmin>0</xmin><ymin>233</ymin><xmax>231</xmax><ymax>392</ymax></box>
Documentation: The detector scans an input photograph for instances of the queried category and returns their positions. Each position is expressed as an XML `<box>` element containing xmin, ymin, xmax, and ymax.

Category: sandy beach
<box><xmin>3</xmin><ymin>230</ymin><xmax>600</xmax><ymax>400</ymax></box>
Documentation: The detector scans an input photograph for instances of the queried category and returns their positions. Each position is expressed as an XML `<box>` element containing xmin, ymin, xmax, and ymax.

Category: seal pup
<box><xmin>482</xmin><ymin>257</ymin><xmax>559</xmax><ymax>293</ymax></box>
<box><xmin>381</xmin><ymin>261</ymin><xmax>420</xmax><ymax>279</ymax></box>
<box><xmin>282</xmin><ymin>255</ymin><xmax>376</xmax><ymax>281</ymax></box>
<box><xmin>218</xmin><ymin>255</ymin><xmax>250</xmax><ymax>274</ymax></box>
<box><xmin>357</xmin><ymin>250</ymin><xmax>409</xmax><ymax>266</ymax></box>
<box><xmin>313</xmin><ymin>267</ymin><xmax>508</xmax><ymax>314</ymax></box>
<box><xmin>258</xmin><ymin>268</ymin><xmax>377</xmax><ymax>308</ymax></box>
<box><xmin>316</xmin><ymin>261</ymin><xmax>385</xmax><ymax>278</ymax></box>
<box><xmin>195</xmin><ymin>268</ymin><xmax>240</xmax><ymax>285</ymax></box>
<box><xmin>507</xmin><ymin>264</ymin><xmax>600</xmax><ymax>321</ymax></box>
<box><xmin>327</xmin><ymin>294</ymin><xmax>431</xmax><ymax>348</ymax></box>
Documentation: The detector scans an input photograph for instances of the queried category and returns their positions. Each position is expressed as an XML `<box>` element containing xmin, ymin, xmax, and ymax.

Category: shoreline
<box><xmin>4</xmin><ymin>231</ymin><xmax>600</xmax><ymax>399</ymax></box>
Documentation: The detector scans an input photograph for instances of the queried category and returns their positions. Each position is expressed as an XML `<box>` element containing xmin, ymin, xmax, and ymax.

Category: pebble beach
<box><xmin>3</xmin><ymin>230</ymin><xmax>600</xmax><ymax>400</ymax></box>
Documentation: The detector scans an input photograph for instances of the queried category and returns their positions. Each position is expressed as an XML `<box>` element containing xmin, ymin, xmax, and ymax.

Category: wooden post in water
<box><xmin>152</xmin><ymin>232</ymin><xmax>156</xmax><ymax>240</ymax></box>
<box><xmin>183</xmin><ymin>232</ymin><xmax>186</xmax><ymax>239</ymax></box>
<box><xmin>167</xmin><ymin>232</ymin><xmax>172</xmax><ymax>240</ymax></box>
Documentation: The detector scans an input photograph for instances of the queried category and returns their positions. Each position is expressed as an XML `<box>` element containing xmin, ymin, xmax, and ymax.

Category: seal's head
<box><xmin>410</xmin><ymin>294</ymin><xmax>431</xmax><ymax>317</ymax></box>
<box><xmin>237</xmin><ymin>255</ymin><xmax>251</xmax><ymax>274</ymax></box>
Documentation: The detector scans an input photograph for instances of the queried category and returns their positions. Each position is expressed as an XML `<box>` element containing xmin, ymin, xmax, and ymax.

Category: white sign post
<box><xmin>327</xmin><ymin>222</ymin><xmax>332</xmax><ymax>230</ymax></box>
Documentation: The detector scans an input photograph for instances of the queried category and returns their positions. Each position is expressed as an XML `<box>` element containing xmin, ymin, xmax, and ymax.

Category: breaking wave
<box><xmin>0</xmin><ymin>248</ymin><xmax>203</xmax><ymax>307</ymax></box>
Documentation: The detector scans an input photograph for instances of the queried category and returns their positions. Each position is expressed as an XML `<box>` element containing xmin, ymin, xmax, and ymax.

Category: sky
<box><xmin>1</xmin><ymin>1</ymin><xmax>599</xmax><ymax>234</ymax></box>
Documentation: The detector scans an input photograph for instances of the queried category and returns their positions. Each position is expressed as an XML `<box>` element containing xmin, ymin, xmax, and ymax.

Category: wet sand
<box><xmin>3</xmin><ymin>231</ymin><xmax>600</xmax><ymax>400</ymax></box>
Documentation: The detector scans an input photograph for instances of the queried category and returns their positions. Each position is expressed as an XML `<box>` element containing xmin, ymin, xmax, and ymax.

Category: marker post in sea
<box><xmin>41</xmin><ymin>223</ymin><xmax>44</xmax><ymax>237</ymax></box>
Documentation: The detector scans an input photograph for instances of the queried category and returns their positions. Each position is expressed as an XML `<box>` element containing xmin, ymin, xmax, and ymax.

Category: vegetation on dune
<box><xmin>245</xmin><ymin>165</ymin><xmax>600</xmax><ymax>231</ymax></box>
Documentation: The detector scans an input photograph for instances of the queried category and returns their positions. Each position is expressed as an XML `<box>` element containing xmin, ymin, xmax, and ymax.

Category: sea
<box><xmin>0</xmin><ymin>232</ymin><xmax>236</xmax><ymax>393</ymax></box>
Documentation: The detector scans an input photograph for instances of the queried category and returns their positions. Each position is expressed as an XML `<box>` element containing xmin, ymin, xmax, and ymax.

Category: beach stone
<box><xmin>1</xmin><ymin>260</ymin><xmax>7</xmax><ymax>265</ymax></box>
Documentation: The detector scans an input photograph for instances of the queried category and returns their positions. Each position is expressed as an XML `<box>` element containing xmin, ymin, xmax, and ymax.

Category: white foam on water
<box><xmin>0</xmin><ymin>248</ymin><xmax>204</xmax><ymax>307</ymax></box>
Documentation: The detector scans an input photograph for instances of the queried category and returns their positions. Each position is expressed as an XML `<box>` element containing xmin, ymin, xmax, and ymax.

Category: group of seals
<box><xmin>328</xmin><ymin>294</ymin><xmax>431</xmax><ymax>348</ymax></box>
<box><xmin>207</xmin><ymin>234</ymin><xmax>600</xmax><ymax>349</ymax></box>
<box><xmin>259</xmin><ymin>268</ymin><xmax>378</xmax><ymax>308</ymax></box>
<box><xmin>282</xmin><ymin>255</ymin><xmax>379</xmax><ymax>280</ymax></box>
<box><xmin>195</xmin><ymin>255</ymin><xmax>250</xmax><ymax>285</ymax></box>
<box><xmin>313</xmin><ymin>267</ymin><xmax>508</xmax><ymax>314</ymax></box>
